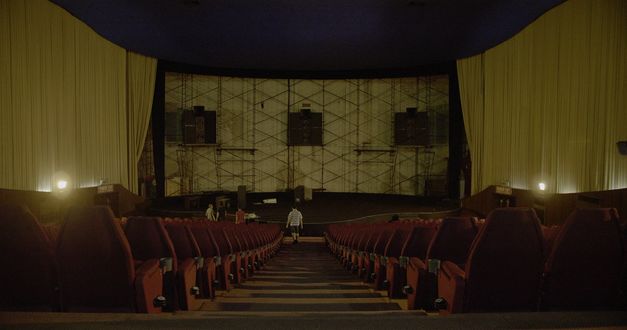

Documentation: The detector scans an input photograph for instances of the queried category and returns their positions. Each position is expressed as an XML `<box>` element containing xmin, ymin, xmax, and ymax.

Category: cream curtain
<box><xmin>0</xmin><ymin>0</ymin><xmax>156</xmax><ymax>193</ymax></box>
<box><xmin>127</xmin><ymin>52</ymin><xmax>157</xmax><ymax>193</ymax></box>
<box><xmin>458</xmin><ymin>0</ymin><xmax>627</xmax><ymax>194</ymax></box>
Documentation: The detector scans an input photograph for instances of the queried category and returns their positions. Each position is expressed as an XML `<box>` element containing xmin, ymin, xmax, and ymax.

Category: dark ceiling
<box><xmin>51</xmin><ymin>0</ymin><xmax>565</xmax><ymax>75</ymax></box>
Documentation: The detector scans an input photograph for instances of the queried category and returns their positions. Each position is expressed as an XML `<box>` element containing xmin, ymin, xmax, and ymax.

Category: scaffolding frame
<box><xmin>163</xmin><ymin>74</ymin><xmax>449</xmax><ymax>196</ymax></box>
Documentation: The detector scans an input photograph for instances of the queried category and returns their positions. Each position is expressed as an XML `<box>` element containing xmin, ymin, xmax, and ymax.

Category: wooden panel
<box><xmin>463</xmin><ymin>186</ymin><xmax>627</xmax><ymax>225</ymax></box>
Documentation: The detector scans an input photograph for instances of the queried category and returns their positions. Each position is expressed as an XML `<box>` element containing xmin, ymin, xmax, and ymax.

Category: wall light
<box><xmin>52</xmin><ymin>170</ymin><xmax>70</xmax><ymax>193</ymax></box>
<box><xmin>57</xmin><ymin>180</ymin><xmax>68</xmax><ymax>190</ymax></box>
<box><xmin>538</xmin><ymin>182</ymin><xmax>546</xmax><ymax>191</ymax></box>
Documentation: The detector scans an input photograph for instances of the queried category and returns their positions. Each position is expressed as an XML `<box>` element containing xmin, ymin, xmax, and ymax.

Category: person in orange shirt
<box><xmin>235</xmin><ymin>207</ymin><xmax>246</xmax><ymax>224</ymax></box>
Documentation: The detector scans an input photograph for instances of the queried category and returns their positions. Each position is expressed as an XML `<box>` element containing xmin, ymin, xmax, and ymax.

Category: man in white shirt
<box><xmin>286</xmin><ymin>206</ymin><xmax>303</xmax><ymax>244</ymax></box>
<box><xmin>205</xmin><ymin>203</ymin><xmax>216</xmax><ymax>221</ymax></box>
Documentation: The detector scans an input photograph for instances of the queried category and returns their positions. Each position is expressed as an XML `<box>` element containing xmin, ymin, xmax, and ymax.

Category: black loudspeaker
<box><xmin>288</xmin><ymin>112</ymin><xmax>323</xmax><ymax>146</ymax></box>
<box><xmin>394</xmin><ymin>111</ymin><xmax>428</xmax><ymax>146</ymax></box>
<box><xmin>182</xmin><ymin>108</ymin><xmax>216</xmax><ymax>144</ymax></box>
<box><xmin>618</xmin><ymin>141</ymin><xmax>627</xmax><ymax>155</ymax></box>
<box><xmin>237</xmin><ymin>185</ymin><xmax>247</xmax><ymax>209</ymax></box>
<box><xmin>182</xmin><ymin>110</ymin><xmax>196</xmax><ymax>144</ymax></box>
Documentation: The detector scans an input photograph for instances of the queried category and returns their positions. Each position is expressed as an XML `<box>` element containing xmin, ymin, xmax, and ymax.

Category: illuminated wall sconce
<box><xmin>538</xmin><ymin>182</ymin><xmax>546</xmax><ymax>191</ymax></box>
<box><xmin>52</xmin><ymin>171</ymin><xmax>71</xmax><ymax>194</ymax></box>
<box><xmin>56</xmin><ymin>180</ymin><xmax>68</xmax><ymax>190</ymax></box>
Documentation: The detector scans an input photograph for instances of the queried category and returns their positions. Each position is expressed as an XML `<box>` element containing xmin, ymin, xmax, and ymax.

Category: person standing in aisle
<box><xmin>235</xmin><ymin>207</ymin><xmax>246</xmax><ymax>224</ymax></box>
<box><xmin>286</xmin><ymin>205</ymin><xmax>303</xmax><ymax>244</ymax></box>
<box><xmin>205</xmin><ymin>203</ymin><xmax>217</xmax><ymax>222</ymax></box>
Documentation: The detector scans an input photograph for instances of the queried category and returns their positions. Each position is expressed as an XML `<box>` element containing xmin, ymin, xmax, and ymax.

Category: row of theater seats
<box><xmin>325</xmin><ymin>207</ymin><xmax>625</xmax><ymax>313</ymax></box>
<box><xmin>0</xmin><ymin>203</ymin><xmax>283</xmax><ymax>313</ymax></box>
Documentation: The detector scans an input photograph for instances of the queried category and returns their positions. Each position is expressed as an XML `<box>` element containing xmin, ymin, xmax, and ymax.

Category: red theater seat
<box><xmin>240</xmin><ymin>228</ymin><xmax>262</xmax><ymax>273</ymax></box>
<box><xmin>0</xmin><ymin>204</ymin><xmax>58</xmax><ymax>311</ymax></box>
<box><xmin>346</xmin><ymin>228</ymin><xmax>368</xmax><ymax>273</ymax></box>
<box><xmin>405</xmin><ymin>217</ymin><xmax>477</xmax><ymax>310</ymax></box>
<box><xmin>56</xmin><ymin>206</ymin><xmax>164</xmax><ymax>313</ymax></box>
<box><xmin>246</xmin><ymin>224</ymin><xmax>266</xmax><ymax>267</ymax></box>
<box><xmin>541</xmin><ymin>208</ymin><xmax>624</xmax><ymax>310</ymax></box>
<box><xmin>370</xmin><ymin>228</ymin><xmax>395</xmax><ymax>289</ymax></box>
<box><xmin>164</xmin><ymin>223</ymin><xmax>204</xmax><ymax>310</ymax></box>
<box><xmin>209</xmin><ymin>226</ymin><xmax>236</xmax><ymax>291</ymax></box>
<box><xmin>233</xmin><ymin>228</ymin><xmax>254</xmax><ymax>279</ymax></box>
<box><xmin>125</xmin><ymin>217</ymin><xmax>199</xmax><ymax>311</ymax></box>
<box><xmin>436</xmin><ymin>208</ymin><xmax>545</xmax><ymax>314</ymax></box>
<box><xmin>223</xmin><ymin>227</ymin><xmax>246</xmax><ymax>284</ymax></box>
<box><xmin>362</xmin><ymin>227</ymin><xmax>386</xmax><ymax>283</ymax></box>
<box><xmin>382</xmin><ymin>225</ymin><xmax>413</xmax><ymax>298</ymax></box>
<box><xmin>357</xmin><ymin>227</ymin><xmax>381</xmax><ymax>279</ymax></box>
<box><xmin>188</xmin><ymin>224</ymin><xmax>220</xmax><ymax>298</ymax></box>
<box><xmin>541</xmin><ymin>225</ymin><xmax>561</xmax><ymax>260</ymax></box>
<box><xmin>41</xmin><ymin>222</ymin><xmax>62</xmax><ymax>245</ymax></box>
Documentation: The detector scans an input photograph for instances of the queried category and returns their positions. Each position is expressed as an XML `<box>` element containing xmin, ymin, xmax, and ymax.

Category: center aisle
<box><xmin>201</xmin><ymin>237</ymin><xmax>404</xmax><ymax>313</ymax></box>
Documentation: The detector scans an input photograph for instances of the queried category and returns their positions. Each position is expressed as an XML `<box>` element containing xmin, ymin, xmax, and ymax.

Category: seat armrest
<box><xmin>409</xmin><ymin>257</ymin><xmax>427</xmax><ymax>271</ymax></box>
<box><xmin>159</xmin><ymin>257</ymin><xmax>173</xmax><ymax>273</ymax></box>
<box><xmin>440</xmin><ymin>261</ymin><xmax>465</xmax><ymax>280</ymax></box>
<box><xmin>387</xmin><ymin>256</ymin><xmax>399</xmax><ymax>266</ymax></box>
<box><xmin>178</xmin><ymin>258</ymin><xmax>196</xmax><ymax>275</ymax></box>
<box><xmin>194</xmin><ymin>257</ymin><xmax>205</xmax><ymax>269</ymax></box>
<box><xmin>134</xmin><ymin>259</ymin><xmax>163</xmax><ymax>313</ymax></box>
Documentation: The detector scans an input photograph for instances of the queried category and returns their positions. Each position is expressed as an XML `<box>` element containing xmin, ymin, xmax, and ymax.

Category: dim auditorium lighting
<box><xmin>538</xmin><ymin>182</ymin><xmax>546</xmax><ymax>191</ymax></box>
<box><xmin>57</xmin><ymin>180</ymin><xmax>68</xmax><ymax>190</ymax></box>
<box><xmin>52</xmin><ymin>171</ymin><xmax>71</xmax><ymax>193</ymax></box>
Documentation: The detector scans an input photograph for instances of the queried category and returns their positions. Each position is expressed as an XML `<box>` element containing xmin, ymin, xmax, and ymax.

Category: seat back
<box><xmin>189</xmin><ymin>225</ymin><xmax>220</xmax><ymax>258</ymax></box>
<box><xmin>211</xmin><ymin>227</ymin><xmax>234</xmax><ymax>256</ymax></box>
<box><xmin>165</xmin><ymin>224</ymin><xmax>201</xmax><ymax>259</ymax></box>
<box><xmin>373</xmin><ymin>228</ymin><xmax>395</xmax><ymax>255</ymax></box>
<box><xmin>401</xmin><ymin>225</ymin><xmax>437</xmax><ymax>259</ymax></box>
<box><xmin>0</xmin><ymin>203</ymin><xmax>57</xmax><ymax>311</ymax></box>
<box><xmin>541</xmin><ymin>225</ymin><xmax>561</xmax><ymax>259</ymax></box>
<box><xmin>223</xmin><ymin>228</ymin><xmax>243</xmax><ymax>253</ymax></box>
<box><xmin>234</xmin><ymin>229</ymin><xmax>251</xmax><ymax>251</ymax></box>
<box><xmin>125</xmin><ymin>217</ymin><xmax>177</xmax><ymax>272</ymax></box>
<box><xmin>426</xmin><ymin>217</ymin><xmax>478</xmax><ymax>264</ymax></box>
<box><xmin>543</xmin><ymin>208</ymin><xmax>623</xmax><ymax>310</ymax></box>
<box><xmin>56</xmin><ymin>206</ymin><xmax>136</xmax><ymax>312</ymax></box>
<box><xmin>362</xmin><ymin>227</ymin><xmax>381</xmax><ymax>253</ymax></box>
<box><xmin>464</xmin><ymin>207</ymin><xmax>544</xmax><ymax>312</ymax></box>
<box><xmin>241</xmin><ymin>229</ymin><xmax>258</xmax><ymax>250</ymax></box>
<box><xmin>41</xmin><ymin>222</ymin><xmax>62</xmax><ymax>245</ymax></box>
<box><xmin>384</xmin><ymin>227</ymin><xmax>412</xmax><ymax>257</ymax></box>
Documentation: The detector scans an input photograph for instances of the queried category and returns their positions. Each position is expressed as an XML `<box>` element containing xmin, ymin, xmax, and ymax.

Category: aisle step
<box><xmin>202</xmin><ymin>237</ymin><xmax>402</xmax><ymax>313</ymax></box>
<box><xmin>201</xmin><ymin>302</ymin><xmax>401</xmax><ymax>312</ymax></box>
<box><xmin>227</xmin><ymin>293</ymin><xmax>384</xmax><ymax>298</ymax></box>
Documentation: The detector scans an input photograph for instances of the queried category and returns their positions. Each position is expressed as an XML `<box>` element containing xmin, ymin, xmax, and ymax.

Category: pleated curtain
<box><xmin>0</xmin><ymin>0</ymin><xmax>156</xmax><ymax>193</ymax></box>
<box><xmin>458</xmin><ymin>0</ymin><xmax>627</xmax><ymax>194</ymax></box>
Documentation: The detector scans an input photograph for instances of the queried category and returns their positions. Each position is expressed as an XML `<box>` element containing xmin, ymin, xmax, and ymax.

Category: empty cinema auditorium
<box><xmin>1</xmin><ymin>0</ymin><xmax>627</xmax><ymax>328</ymax></box>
